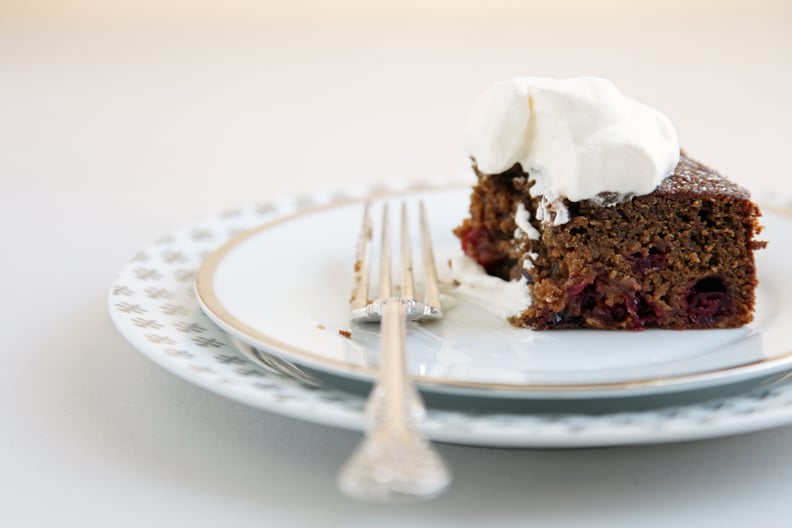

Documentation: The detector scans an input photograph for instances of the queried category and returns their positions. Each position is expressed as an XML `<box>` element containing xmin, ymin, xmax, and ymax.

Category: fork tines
<box><xmin>350</xmin><ymin>201</ymin><xmax>443</xmax><ymax>322</ymax></box>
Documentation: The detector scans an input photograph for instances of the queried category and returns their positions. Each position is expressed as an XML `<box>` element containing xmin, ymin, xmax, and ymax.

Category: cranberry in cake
<box><xmin>454</xmin><ymin>77</ymin><xmax>766</xmax><ymax>330</ymax></box>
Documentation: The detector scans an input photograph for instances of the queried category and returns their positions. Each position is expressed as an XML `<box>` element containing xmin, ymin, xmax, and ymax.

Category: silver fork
<box><xmin>337</xmin><ymin>201</ymin><xmax>452</xmax><ymax>502</ymax></box>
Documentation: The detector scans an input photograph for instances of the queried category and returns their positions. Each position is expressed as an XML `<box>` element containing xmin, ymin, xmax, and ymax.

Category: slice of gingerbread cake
<box><xmin>454</xmin><ymin>77</ymin><xmax>766</xmax><ymax>330</ymax></box>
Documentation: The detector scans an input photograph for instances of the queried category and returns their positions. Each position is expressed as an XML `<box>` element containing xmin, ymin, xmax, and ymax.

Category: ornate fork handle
<box><xmin>338</xmin><ymin>299</ymin><xmax>450</xmax><ymax>501</ymax></box>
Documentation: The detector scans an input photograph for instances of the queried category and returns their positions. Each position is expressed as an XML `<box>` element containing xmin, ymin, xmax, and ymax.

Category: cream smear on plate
<box><xmin>446</xmin><ymin>255</ymin><xmax>531</xmax><ymax>318</ymax></box>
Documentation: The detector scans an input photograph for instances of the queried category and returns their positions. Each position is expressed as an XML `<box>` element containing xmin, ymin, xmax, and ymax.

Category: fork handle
<box><xmin>363</xmin><ymin>298</ymin><xmax>425</xmax><ymax>434</ymax></box>
<box><xmin>379</xmin><ymin>299</ymin><xmax>413</xmax><ymax>427</ymax></box>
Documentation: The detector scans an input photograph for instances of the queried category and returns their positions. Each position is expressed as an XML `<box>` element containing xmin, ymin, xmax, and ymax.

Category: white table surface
<box><xmin>3</xmin><ymin>4</ymin><xmax>792</xmax><ymax>526</ymax></box>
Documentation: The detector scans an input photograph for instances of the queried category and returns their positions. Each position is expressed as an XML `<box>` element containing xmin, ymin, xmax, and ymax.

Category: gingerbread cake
<box><xmin>454</xmin><ymin>77</ymin><xmax>766</xmax><ymax>330</ymax></box>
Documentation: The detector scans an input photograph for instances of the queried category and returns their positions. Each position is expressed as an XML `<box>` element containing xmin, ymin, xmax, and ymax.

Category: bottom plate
<box><xmin>109</xmin><ymin>187</ymin><xmax>792</xmax><ymax>447</ymax></box>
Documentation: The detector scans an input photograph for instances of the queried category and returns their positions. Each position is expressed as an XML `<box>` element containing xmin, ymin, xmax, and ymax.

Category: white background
<box><xmin>2</xmin><ymin>2</ymin><xmax>792</xmax><ymax>526</ymax></box>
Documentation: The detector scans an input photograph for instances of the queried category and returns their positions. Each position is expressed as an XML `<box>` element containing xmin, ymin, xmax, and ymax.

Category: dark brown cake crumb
<box><xmin>454</xmin><ymin>153</ymin><xmax>766</xmax><ymax>330</ymax></box>
<box><xmin>338</xmin><ymin>329</ymin><xmax>352</xmax><ymax>338</ymax></box>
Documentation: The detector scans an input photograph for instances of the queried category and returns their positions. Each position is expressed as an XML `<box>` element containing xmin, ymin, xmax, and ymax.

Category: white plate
<box><xmin>195</xmin><ymin>187</ymin><xmax>792</xmax><ymax>399</ymax></box>
<box><xmin>108</xmin><ymin>186</ymin><xmax>792</xmax><ymax>447</ymax></box>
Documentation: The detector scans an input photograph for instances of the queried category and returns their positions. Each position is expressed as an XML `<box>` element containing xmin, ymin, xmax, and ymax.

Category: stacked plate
<box><xmin>109</xmin><ymin>185</ymin><xmax>792</xmax><ymax>448</ymax></box>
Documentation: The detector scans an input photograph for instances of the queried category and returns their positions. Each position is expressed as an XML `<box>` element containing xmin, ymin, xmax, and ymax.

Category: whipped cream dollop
<box><xmin>464</xmin><ymin>77</ymin><xmax>680</xmax><ymax>204</ymax></box>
